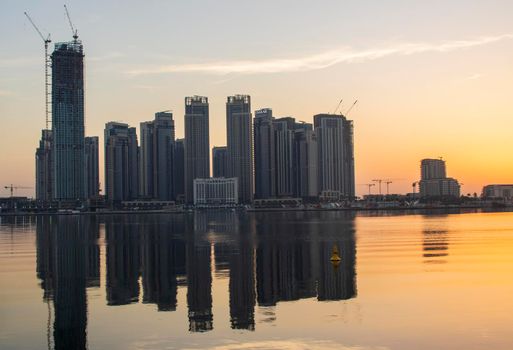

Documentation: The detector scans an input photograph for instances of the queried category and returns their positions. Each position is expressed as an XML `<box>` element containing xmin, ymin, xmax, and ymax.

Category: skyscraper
<box><xmin>153</xmin><ymin>112</ymin><xmax>175</xmax><ymax>201</ymax></box>
<box><xmin>212</xmin><ymin>146</ymin><xmax>228</xmax><ymax>178</ymax></box>
<box><xmin>104</xmin><ymin>122</ymin><xmax>139</xmax><ymax>204</ymax></box>
<box><xmin>35</xmin><ymin>129</ymin><xmax>53</xmax><ymax>201</ymax></box>
<box><xmin>173</xmin><ymin>138</ymin><xmax>185</xmax><ymax>202</ymax></box>
<box><xmin>84</xmin><ymin>136</ymin><xmax>99</xmax><ymax>199</ymax></box>
<box><xmin>52</xmin><ymin>40</ymin><xmax>85</xmax><ymax>201</ymax></box>
<box><xmin>226</xmin><ymin>95</ymin><xmax>253</xmax><ymax>204</ymax></box>
<box><xmin>293</xmin><ymin>123</ymin><xmax>318</xmax><ymax>198</ymax></box>
<box><xmin>314</xmin><ymin>114</ymin><xmax>355</xmax><ymax>199</ymax></box>
<box><xmin>184</xmin><ymin>96</ymin><xmax>210</xmax><ymax>204</ymax></box>
<box><xmin>139</xmin><ymin>112</ymin><xmax>175</xmax><ymax>200</ymax></box>
<box><xmin>139</xmin><ymin>121</ymin><xmax>154</xmax><ymax>198</ymax></box>
<box><xmin>273</xmin><ymin>117</ymin><xmax>295</xmax><ymax>197</ymax></box>
<box><xmin>253</xmin><ymin>108</ymin><xmax>275</xmax><ymax>199</ymax></box>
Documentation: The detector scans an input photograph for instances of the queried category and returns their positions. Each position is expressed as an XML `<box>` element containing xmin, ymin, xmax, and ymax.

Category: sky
<box><xmin>1</xmin><ymin>0</ymin><xmax>513</xmax><ymax>198</ymax></box>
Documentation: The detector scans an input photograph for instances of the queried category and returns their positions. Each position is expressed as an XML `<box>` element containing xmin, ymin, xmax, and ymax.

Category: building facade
<box><xmin>153</xmin><ymin>112</ymin><xmax>175</xmax><ymax>201</ymax></box>
<box><xmin>273</xmin><ymin>117</ymin><xmax>295</xmax><ymax>197</ymax></box>
<box><xmin>212</xmin><ymin>146</ymin><xmax>228</xmax><ymax>178</ymax></box>
<box><xmin>193</xmin><ymin>177</ymin><xmax>238</xmax><ymax>207</ymax></box>
<box><xmin>254</xmin><ymin>108</ymin><xmax>275</xmax><ymax>199</ymax></box>
<box><xmin>226</xmin><ymin>95</ymin><xmax>254</xmax><ymax>204</ymax></box>
<box><xmin>419</xmin><ymin>178</ymin><xmax>460</xmax><ymax>197</ymax></box>
<box><xmin>52</xmin><ymin>40</ymin><xmax>85</xmax><ymax>200</ymax></box>
<box><xmin>185</xmin><ymin>96</ymin><xmax>210</xmax><ymax>204</ymax></box>
<box><xmin>35</xmin><ymin>129</ymin><xmax>53</xmax><ymax>201</ymax></box>
<box><xmin>482</xmin><ymin>184</ymin><xmax>513</xmax><ymax>199</ymax></box>
<box><xmin>314</xmin><ymin>114</ymin><xmax>355</xmax><ymax>199</ymax></box>
<box><xmin>421</xmin><ymin>159</ymin><xmax>447</xmax><ymax>180</ymax></box>
<box><xmin>139</xmin><ymin>121</ymin><xmax>154</xmax><ymax>198</ymax></box>
<box><xmin>173</xmin><ymin>138</ymin><xmax>185</xmax><ymax>202</ymax></box>
<box><xmin>293</xmin><ymin>123</ymin><xmax>318</xmax><ymax>198</ymax></box>
<box><xmin>104</xmin><ymin>122</ymin><xmax>139</xmax><ymax>204</ymax></box>
<box><xmin>84</xmin><ymin>136</ymin><xmax>99</xmax><ymax>199</ymax></box>
<box><xmin>139</xmin><ymin>112</ymin><xmax>175</xmax><ymax>200</ymax></box>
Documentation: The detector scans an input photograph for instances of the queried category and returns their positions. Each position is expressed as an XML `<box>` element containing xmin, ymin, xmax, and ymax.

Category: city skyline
<box><xmin>2</xmin><ymin>0</ymin><xmax>513</xmax><ymax>197</ymax></box>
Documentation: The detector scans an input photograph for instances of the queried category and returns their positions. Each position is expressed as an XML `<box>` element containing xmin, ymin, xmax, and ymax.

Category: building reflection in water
<box><xmin>186</xmin><ymin>213</ymin><xmax>213</xmax><ymax>332</ymax></box>
<box><xmin>422</xmin><ymin>216</ymin><xmax>449</xmax><ymax>264</ymax></box>
<box><xmin>255</xmin><ymin>212</ymin><xmax>356</xmax><ymax>305</ymax></box>
<box><xmin>105</xmin><ymin>216</ymin><xmax>140</xmax><ymax>305</ymax></box>
<box><xmin>35</xmin><ymin>211</ymin><xmax>357</xmax><ymax>344</ymax></box>
<box><xmin>36</xmin><ymin>216</ymin><xmax>100</xmax><ymax>350</ymax></box>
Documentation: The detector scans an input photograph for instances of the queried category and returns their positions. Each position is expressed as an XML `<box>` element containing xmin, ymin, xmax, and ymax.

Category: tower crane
<box><xmin>344</xmin><ymin>100</ymin><xmax>358</xmax><ymax>116</ymax></box>
<box><xmin>358</xmin><ymin>183</ymin><xmax>375</xmax><ymax>195</ymax></box>
<box><xmin>385</xmin><ymin>180</ymin><xmax>393</xmax><ymax>195</ymax></box>
<box><xmin>64</xmin><ymin>4</ymin><xmax>79</xmax><ymax>41</ymax></box>
<box><xmin>4</xmin><ymin>184</ymin><xmax>33</xmax><ymax>198</ymax></box>
<box><xmin>332</xmin><ymin>99</ymin><xmax>343</xmax><ymax>114</ymax></box>
<box><xmin>24</xmin><ymin>11</ymin><xmax>51</xmax><ymax>130</ymax></box>
<box><xmin>372</xmin><ymin>179</ymin><xmax>383</xmax><ymax>195</ymax></box>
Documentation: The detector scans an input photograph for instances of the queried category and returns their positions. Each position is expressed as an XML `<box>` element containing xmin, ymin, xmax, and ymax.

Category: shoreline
<box><xmin>1</xmin><ymin>205</ymin><xmax>512</xmax><ymax>217</ymax></box>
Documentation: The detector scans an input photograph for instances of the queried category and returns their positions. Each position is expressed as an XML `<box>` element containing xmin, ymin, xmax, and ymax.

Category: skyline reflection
<box><xmin>34</xmin><ymin>212</ymin><xmax>357</xmax><ymax>346</ymax></box>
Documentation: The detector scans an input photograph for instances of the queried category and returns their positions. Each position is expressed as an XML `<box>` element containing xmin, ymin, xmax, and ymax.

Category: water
<box><xmin>1</xmin><ymin>210</ymin><xmax>513</xmax><ymax>350</ymax></box>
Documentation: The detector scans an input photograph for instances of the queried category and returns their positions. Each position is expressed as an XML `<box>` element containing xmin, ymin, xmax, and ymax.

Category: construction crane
<box><xmin>359</xmin><ymin>183</ymin><xmax>375</xmax><ymax>195</ymax></box>
<box><xmin>332</xmin><ymin>99</ymin><xmax>343</xmax><ymax>114</ymax></box>
<box><xmin>344</xmin><ymin>100</ymin><xmax>358</xmax><ymax>116</ymax></box>
<box><xmin>4</xmin><ymin>184</ymin><xmax>33</xmax><ymax>198</ymax></box>
<box><xmin>24</xmin><ymin>11</ymin><xmax>51</xmax><ymax>130</ymax></box>
<box><xmin>385</xmin><ymin>180</ymin><xmax>393</xmax><ymax>195</ymax></box>
<box><xmin>372</xmin><ymin>179</ymin><xmax>383</xmax><ymax>195</ymax></box>
<box><xmin>64</xmin><ymin>4</ymin><xmax>79</xmax><ymax>41</ymax></box>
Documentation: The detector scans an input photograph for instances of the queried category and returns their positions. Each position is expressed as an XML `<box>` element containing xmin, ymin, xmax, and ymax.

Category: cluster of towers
<box><xmin>34</xmin><ymin>39</ymin><xmax>355</xmax><ymax>207</ymax></box>
<box><xmin>101</xmin><ymin>95</ymin><xmax>355</xmax><ymax>206</ymax></box>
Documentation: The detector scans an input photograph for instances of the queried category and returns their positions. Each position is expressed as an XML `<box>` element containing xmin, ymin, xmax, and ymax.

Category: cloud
<box><xmin>89</xmin><ymin>52</ymin><xmax>126</xmax><ymax>62</ymax></box>
<box><xmin>126</xmin><ymin>34</ymin><xmax>513</xmax><ymax>76</ymax></box>
<box><xmin>0</xmin><ymin>89</ymin><xmax>13</xmax><ymax>97</ymax></box>
<box><xmin>464</xmin><ymin>73</ymin><xmax>483</xmax><ymax>80</ymax></box>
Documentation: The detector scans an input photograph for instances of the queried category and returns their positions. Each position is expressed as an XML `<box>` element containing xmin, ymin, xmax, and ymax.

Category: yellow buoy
<box><xmin>330</xmin><ymin>244</ymin><xmax>341</xmax><ymax>262</ymax></box>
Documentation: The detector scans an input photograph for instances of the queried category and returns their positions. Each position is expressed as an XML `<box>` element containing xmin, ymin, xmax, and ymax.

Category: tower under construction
<box><xmin>52</xmin><ymin>40</ymin><xmax>85</xmax><ymax>201</ymax></box>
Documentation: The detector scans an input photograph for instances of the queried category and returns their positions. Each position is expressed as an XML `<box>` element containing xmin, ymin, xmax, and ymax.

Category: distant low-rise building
<box><xmin>482</xmin><ymin>184</ymin><xmax>513</xmax><ymax>199</ymax></box>
<box><xmin>193</xmin><ymin>177</ymin><xmax>238</xmax><ymax>207</ymax></box>
<box><xmin>418</xmin><ymin>158</ymin><xmax>460</xmax><ymax>198</ymax></box>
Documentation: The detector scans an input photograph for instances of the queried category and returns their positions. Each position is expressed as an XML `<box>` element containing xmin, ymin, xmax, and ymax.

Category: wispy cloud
<box><xmin>89</xmin><ymin>52</ymin><xmax>126</xmax><ymax>62</ymax></box>
<box><xmin>126</xmin><ymin>34</ymin><xmax>513</xmax><ymax>76</ymax></box>
<box><xmin>464</xmin><ymin>73</ymin><xmax>484</xmax><ymax>80</ymax></box>
<box><xmin>0</xmin><ymin>89</ymin><xmax>13</xmax><ymax>97</ymax></box>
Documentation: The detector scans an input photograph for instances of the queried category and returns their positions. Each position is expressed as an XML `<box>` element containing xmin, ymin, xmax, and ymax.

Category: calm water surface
<box><xmin>1</xmin><ymin>211</ymin><xmax>513</xmax><ymax>350</ymax></box>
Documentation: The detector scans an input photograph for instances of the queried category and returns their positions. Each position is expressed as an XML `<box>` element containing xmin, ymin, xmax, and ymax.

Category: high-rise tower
<box><xmin>226</xmin><ymin>95</ymin><xmax>254</xmax><ymax>204</ymax></box>
<box><xmin>314</xmin><ymin>114</ymin><xmax>355</xmax><ymax>199</ymax></box>
<box><xmin>184</xmin><ymin>96</ymin><xmax>210</xmax><ymax>204</ymax></box>
<box><xmin>104</xmin><ymin>122</ymin><xmax>139</xmax><ymax>204</ymax></box>
<box><xmin>253</xmin><ymin>108</ymin><xmax>275</xmax><ymax>199</ymax></box>
<box><xmin>52</xmin><ymin>40</ymin><xmax>85</xmax><ymax>201</ymax></box>
<box><xmin>84</xmin><ymin>136</ymin><xmax>99</xmax><ymax>199</ymax></box>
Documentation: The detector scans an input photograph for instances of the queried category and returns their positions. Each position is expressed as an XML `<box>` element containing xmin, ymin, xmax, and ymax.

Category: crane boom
<box><xmin>345</xmin><ymin>100</ymin><xmax>358</xmax><ymax>116</ymax></box>
<box><xmin>64</xmin><ymin>4</ymin><xmax>78</xmax><ymax>40</ymax></box>
<box><xmin>332</xmin><ymin>99</ymin><xmax>343</xmax><ymax>114</ymax></box>
<box><xmin>24</xmin><ymin>11</ymin><xmax>52</xmax><ymax>130</ymax></box>
<box><xmin>24</xmin><ymin>12</ymin><xmax>49</xmax><ymax>42</ymax></box>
